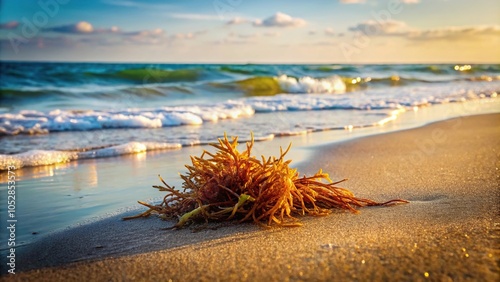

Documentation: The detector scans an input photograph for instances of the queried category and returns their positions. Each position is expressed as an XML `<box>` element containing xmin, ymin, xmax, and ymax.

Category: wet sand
<box><xmin>7</xmin><ymin>113</ymin><xmax>500</xmax><ymax>281</ymax></box>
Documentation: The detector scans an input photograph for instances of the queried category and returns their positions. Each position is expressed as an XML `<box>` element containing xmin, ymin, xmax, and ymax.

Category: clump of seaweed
<box><xmin>124</xmin><ymin>134</ymin><xmax>407</xmax><ymax>228</ymax></box>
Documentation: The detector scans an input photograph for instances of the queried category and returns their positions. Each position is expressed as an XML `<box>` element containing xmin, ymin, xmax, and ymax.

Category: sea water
<box><xmin>1</xmin><ymin>62</ymin><xmax>499</xmax><ymax>169</ymax></box>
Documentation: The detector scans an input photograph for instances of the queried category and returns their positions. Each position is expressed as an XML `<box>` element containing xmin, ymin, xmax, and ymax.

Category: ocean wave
<box><xmin>3</xmin><ymin>62</ymin><xmax>499</xmax><ymax>109</ymax></box>
<box><xmin>0</xmin><ymin>103</ymin><xmax>255</xmax><ymax>135</ymax></box>
<box><xmin>218</xmin><ymin>65</ymin><xmax>273</xmax><ymax>76</ymax></box>
<box><xmin>0</xmin><ymin>142</ymin><xmax>183</xmax><ymax>170</ymax></box>
<box><xmin>1</xmin><ymin>82</ymin><xmax>498</xmax><ymax>169</ymax></box>
<box><xmin>305</xmin><ymin>65</ymin><xmax>359</xmax><ymax>73</ymax></box>
<box><xmin>277</xmin><ymin>75</ymin><xmax>346</xmax><ymax>94</ymax></box>
<box><xmin>81</xmin><ymin>68</ymin><xmax>202</xmax><ymax>83</ymax></box>
<box><xmin>0</xmin><ymin>85</ymin><xmax>194</xmax><ymax>104</ymax></box>
<box><xmin>210</xmin><ymin>75</ymin><xmax>346</xmax><ymax>96</ymax></box>
<box><xmin>0</xmin><ymin>150</ymin><xmax>78</xmax><ymax>170</ymax></box>
<box><xmin>3</xmin><ymin>81</ymin><xmax>497</xmax><ymax>136</ymax></box>
<box><xmin>114</xmin><ymin>68</ymin><xmax>201</xmax><ymax>83</ymax></box>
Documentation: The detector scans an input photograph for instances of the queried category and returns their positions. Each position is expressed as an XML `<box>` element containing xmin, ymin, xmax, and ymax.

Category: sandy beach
<box><xmin>5</xmin><ymin>113</ymin><xmax>500</xmax><ymax>282</ymax></box>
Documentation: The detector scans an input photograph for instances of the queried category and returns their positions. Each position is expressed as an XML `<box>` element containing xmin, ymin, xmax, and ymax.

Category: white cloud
<box><xmin>45</xmin><ymin>21</ymin><xmax>122</xmax><ymax>35</ymax></box>
<box><xmin>171</xmin><ymin>30</ymin><xmax>207</xmax><ymax>40</ymax></box>
<box><xmin>47</xmin><ymin>21</ymin><xmax>94</xmax><ymax>34</ymax></box>
<box><xmin>348</xmin><ymin>20</ymin><xmax>500</xmax><ymax>41</ymax></box>
<box><xmin>123</xmin><ymin>28</ymin><xmax>164</xmax><ymax>37</ymax></box>
<box><xmin>226</xmin><ymin>17</ymin><xmax>248</xmax><ymax>25</ymax></box>
<box><xmin>325</xmin><ymin>27</ymin><xmax>335</xmax><ymax>36</ymax></box>
<box><xmin>253</xmin><ymin>12</ymin><xmax>306</xmax><ymax>28</ymax></box>
<box><xmin>348</xmin><ymin>20</ymin><xmax>409</xmax><ymax>35</ymax></box>
<box><xmin>122</xmin><ymin>28</ymin><xmax>166</xmax><ymax>44</ymax></box>
<box><xmin>407</xmin><ymin>25</ymin><xmax>500</xmax><ymax>40</ymax></box>
<box><xmin>172</xmin><ymin>33</ymin><xmax>194</xmax><ymax>40</ymax></box>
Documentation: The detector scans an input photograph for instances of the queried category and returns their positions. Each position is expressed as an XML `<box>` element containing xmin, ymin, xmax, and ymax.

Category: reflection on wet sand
<box><xmin>0</xmin><ymin>162</ymin><xmax>77</xmax><ymax>184</ymax></box>
<box><xmin>72</xmin><ymin>161</ymin><xmax>99</xmax><ymax>191</ymax></box>
<box><xmin>0</xmin><ymin>151</ymin><xmax>151</xmax><ymax>187</ymax></box>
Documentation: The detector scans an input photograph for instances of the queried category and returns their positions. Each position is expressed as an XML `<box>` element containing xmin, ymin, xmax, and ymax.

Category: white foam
<box><xmin>246</xmin><ymin>82</ymin><xmax>499</xmax><ymax>112</ymax></box>
<box><xmin>1</xmin><ymin>142</ymin><xmax>183</xmax><ymax>170</ymax></box>
<box><xmin>0</xmin><ymin>103</ymin><xmax>255</xmax><ymax>135</ymax></box>
<box><xmin>158</xmin><ymin>112</ymin><xmax>203</xmax><ymax>126</ymax></box>
<box><xmin>0</xmin><ymin>150</ymin><xmax>78</xmax><ymax>170</ymax></box>
<box><xmin>277</xmin><ymin>75</ymin><xmax>346</xmax><ymax>94</ymax></box>
<box><xmin>97</xmin><ymin>114</ymin><xmax>163</xmax><ymax>128</ymax></box>
<box><xmin>0</xmin><ymin>81</ymin><xmax>498</xmax><ymax>139</ymax></box>
<box><xmin>78</xmin><ymin>142</ymin><xmax>182</xmax><ymax>159</ymax></box>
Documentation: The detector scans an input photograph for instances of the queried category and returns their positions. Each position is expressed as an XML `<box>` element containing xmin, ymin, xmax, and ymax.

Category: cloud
<box><xmin>325</xmin><ymin>27</ymin><xmax>335</xmax><ymax>36</ymax></box>
<box><xmin>170</xmin><ymin>30</ymin><xmax>206</xmax><ymax>40</ymax></box>
<box><xmin>122</xmin><ymin>28</ymin><xmax>206</xmax><ymax>44</ymax></box>
<box><xmin>46</xmin><ymin>21</ymin><xmax>95</xmax><ymax>34</ymax></box>
<box><xmin>44</xmin><ymin>21</ymin><xmax>121</xmax><ymax>35</ymax></box>
<box><xmin>226</xmin><ymin>17</ymin><xmax>248</xmax><ymax>25</ymax></box>
<box><xmin>169</xmin><ymin>13</ymin><xmax>222</xmax><ymax>21</ymax></box>
<box><xmin>172</xmin><ymin>33</ymin><xmax>194</xmax><ymax>40</ymax></box>
<box><xmin>407</xmin><ymin>25</ymin><xmax>500</xmax><ymax>40</ymax></box>
<box><xmin>0</xmin><ymin>21</ymin><xmax>19</xmax><ymax>30</ymax></box>
<box><xmin>123</xmin><ymin>28</ymin><xmax>164</xmax><ymax>37</ymax></box>
<box><xmin>253</xmin><ymin>12</ymin><xmax>306</xmax><ymax>28</ymax></box>
<box><xmin>348</xmin><ymin>20</ymin><xmax>409</xmax><ymax>36</ymax></box>
<box><xmin>339</xmin><ymin>0</ymin><xmax>366</xmax><ymax>4</ymax></box>
<box><xmin>122</xmin><ymin>28</ymin><xmax>166</xmax><ymax>44</ymax></box>
<box><xmin>401</xmin><ymin>0</ymin><xmax>420</xmax><ymax>3</ymax></box>
<box><xmin>348</xmin><ymin>20</ymin><xmax>500</xmax><ymax>41</ymax></box>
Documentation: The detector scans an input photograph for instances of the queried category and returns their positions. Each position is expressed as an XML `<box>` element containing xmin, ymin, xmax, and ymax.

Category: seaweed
<box><xmin>124</xmin><ymin>133</ymin><xmax>408</xmax><ymax>228</ymax></box>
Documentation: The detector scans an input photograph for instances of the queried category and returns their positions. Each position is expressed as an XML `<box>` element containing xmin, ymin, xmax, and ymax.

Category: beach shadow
<box><xmin>16</xmin><ymin>211</ymin><xmax>264</xmax><ymax>273</ymax></box>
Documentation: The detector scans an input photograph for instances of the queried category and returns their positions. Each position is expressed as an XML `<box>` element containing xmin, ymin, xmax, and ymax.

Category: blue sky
<box><xmin>1</xmin><ymin>0</ymin><xmax>499</xmax><ymax>63</ymax></box>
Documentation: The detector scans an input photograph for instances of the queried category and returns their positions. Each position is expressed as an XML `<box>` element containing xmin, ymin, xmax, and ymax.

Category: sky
<box><xmin>0</xmin><ymin>0</ymin><xmax>499</xmax><ymax>63</ymax></box>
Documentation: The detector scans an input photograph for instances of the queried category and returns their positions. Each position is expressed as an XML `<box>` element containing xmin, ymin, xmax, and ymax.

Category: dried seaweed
<box><xmin>124</xmin><ymin>133</ymin><xmax>408</xmax><ymax>227</ymax></box>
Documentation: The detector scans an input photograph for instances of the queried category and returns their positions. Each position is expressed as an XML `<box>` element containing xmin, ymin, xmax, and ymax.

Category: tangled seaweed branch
<box><xmin>124</xmin><ymin>133</ymin><xmax>408</xmax><ymax>228</ymax></box>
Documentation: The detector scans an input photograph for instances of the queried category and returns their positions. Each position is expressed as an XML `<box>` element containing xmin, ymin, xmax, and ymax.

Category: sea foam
<box><xmin>0</xmin><ymin>103</ymin><xmax>254</xmax><ymax>135</ymax></box>
<box><xmin>0</xmin><ymin>142</ymin><xmax>183</xmax><ymax>170</ymax></box>
<box><xmin>277</xmin><ymin>75</ymin><xmax>346</xmax><ymax>94</ymax></box>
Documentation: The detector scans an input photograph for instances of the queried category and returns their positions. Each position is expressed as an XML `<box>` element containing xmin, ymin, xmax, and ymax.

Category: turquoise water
<box><xmin>1</xmin><ymin>62</ymin><xmax>499</xmax><ymax>170</ymax></box>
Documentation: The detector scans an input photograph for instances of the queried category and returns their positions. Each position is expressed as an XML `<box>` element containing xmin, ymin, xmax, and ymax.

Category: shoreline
<box><xmin>6</xmin><ymin>113</ymin><xmax>499</xmax><ymax>281</ymax></box>
<box><xmin>2</xmin><ymin>97</ymin><xmax>499</xmax><ymax>173</ymax></box>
